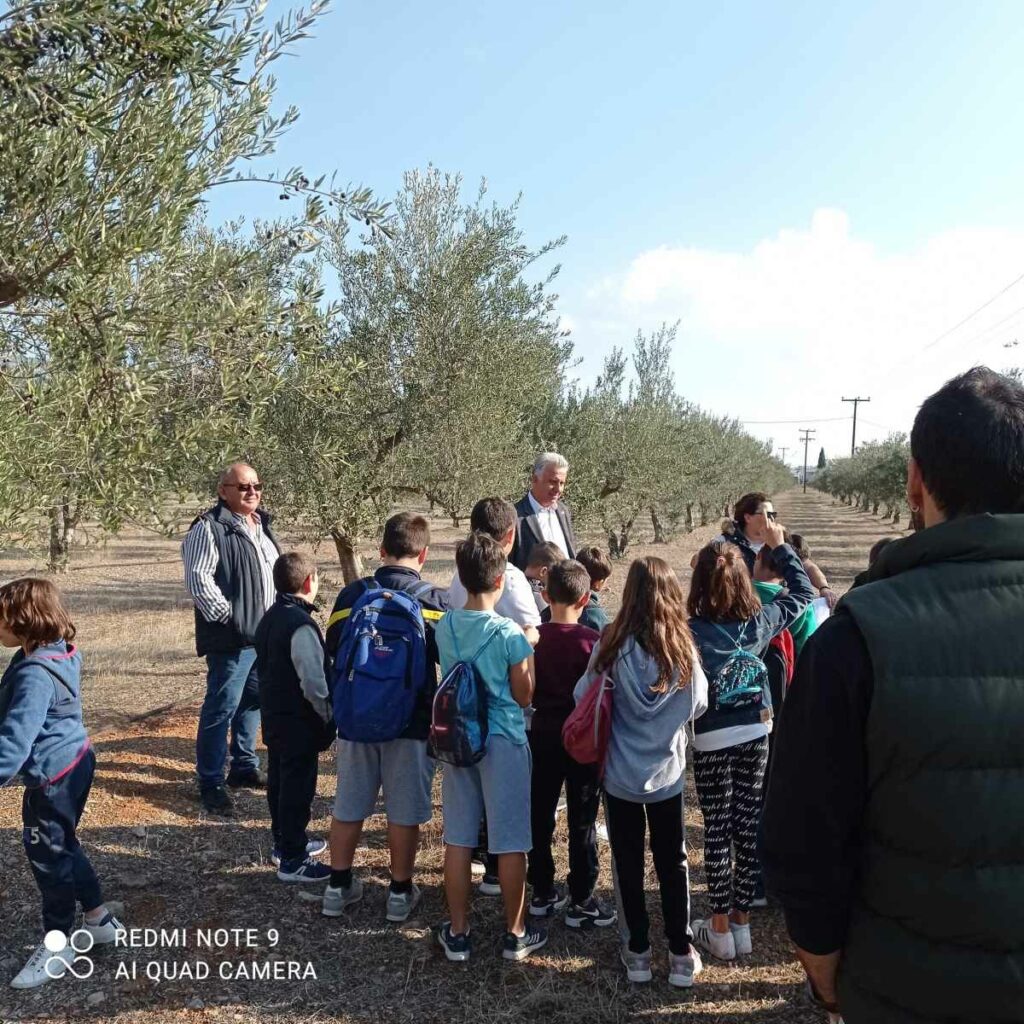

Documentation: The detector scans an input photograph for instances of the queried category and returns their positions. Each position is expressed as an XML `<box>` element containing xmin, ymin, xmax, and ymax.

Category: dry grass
<box><xmin>0</xmin><ymin>491</ymin><xmax>904</xmax><ymax>1022</ymax></box>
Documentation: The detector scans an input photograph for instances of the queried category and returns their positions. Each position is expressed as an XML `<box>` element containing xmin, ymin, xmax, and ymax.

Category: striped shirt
<box><xmin>181</xmin><ymin>513</ymin><xmax>278</xmax><ymax>624</ymax></box>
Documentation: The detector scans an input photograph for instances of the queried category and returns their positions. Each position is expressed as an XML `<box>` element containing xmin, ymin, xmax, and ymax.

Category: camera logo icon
<box><xmin>43</xmin><ymin>929</ymin><xmax>95</xmax><ymax>980</ymax></box>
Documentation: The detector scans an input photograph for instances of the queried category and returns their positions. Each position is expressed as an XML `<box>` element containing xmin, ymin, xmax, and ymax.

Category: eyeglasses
<box><xmin>227</xmin><ymin>483</ymin><xmax>263</xmax><ymax>494</ymax></box>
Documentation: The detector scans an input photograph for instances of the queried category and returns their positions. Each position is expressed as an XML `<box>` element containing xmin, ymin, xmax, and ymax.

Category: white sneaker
<box><xmin>84</xmin><ymin>911</ymin><xmax>125</xmax><ymax>945</ymax></box>
<box><xmin>668</xmin><ymin>947</ymin><xmax>703</xmax><ymax>988</ymax></box>
<box><xmin>691</xmin><ymin>918</ymin><xmax>736</xmax><ymax>961</ymax></box>
<box><xmin>322</xmin><ymin>878</ymin><xmax>363</xmax><ymax>917</ymax></box>
<box><xmin>10</xmin><ymin>942</ymin><xmax>74</xmax><ymax>989</ymax></box>
<box><xmin>385</xmin><ymin>884</ymin><xmax>421</xmax><ymax>923</ymax></box>
<box><xmin>729</xmin><ymin>921</ymin><xmax>752</xmax><ymax>955</ymax></box>
<box><xmin>619</xmin><ymin>945</ymin><xmax>652</xmax><ymax>983</ymax></box>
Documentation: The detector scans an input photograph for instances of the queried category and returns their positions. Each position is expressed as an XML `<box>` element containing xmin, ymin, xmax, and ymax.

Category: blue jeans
<box><xmin>196</xmin><ymin>648</ymin><xmax>261</xmax><ymax>791</ymax></box>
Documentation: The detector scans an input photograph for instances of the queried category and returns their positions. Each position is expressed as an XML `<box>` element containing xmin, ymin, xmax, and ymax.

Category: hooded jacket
<box><xmin>0</xmin><ymin>640</ymin><xmax>89</xmax><ymax>787</ymax></box>
<box><xmin>574</xmin><ymin>637</ymin><xmax>708</xmax><ymax>803</ymax></box>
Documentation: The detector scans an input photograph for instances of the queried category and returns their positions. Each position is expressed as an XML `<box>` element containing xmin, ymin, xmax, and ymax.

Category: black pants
<box><xmin>22</xmin><ymin>748</ymin><xmax>104</xmax><ymax>935</ymax></box>
<box><xmin>266</xmin><ymin>745</ymin><xmax>320</xmax><ymax>862</ymax></box>
<box><xmin>693</xmin><ymin>737</ymin><xmax>770</xmax><ymax>914</ymax></box>
<box><xmin>605</xmin><ymin>790</ymin><xmax>692</xmax><ymax>955</ymax></box>
<box><xmin>527</xmin><ymin>730</ymin><xmax>600</xmax><ymax>904</ymax></box>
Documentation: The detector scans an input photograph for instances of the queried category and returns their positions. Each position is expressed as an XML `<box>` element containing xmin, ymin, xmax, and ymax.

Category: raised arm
<box><xmin>750</xmin><ymin>524</ymin><xmax>815</xmax><ymax>642</ymax></box>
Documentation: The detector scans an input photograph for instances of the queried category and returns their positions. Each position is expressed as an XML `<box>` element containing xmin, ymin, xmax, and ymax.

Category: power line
<box><xmin>921</xmin><ymin>268</ymin><xmax>1024</xmax><ymax>353</ymax></box>
<box><xmin>741</xmin><ymin>415</ymin><xmax>851</xmax><ymax>425</ymax></box>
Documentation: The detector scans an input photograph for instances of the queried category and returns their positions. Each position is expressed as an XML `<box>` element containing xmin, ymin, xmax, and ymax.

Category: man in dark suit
<box><xmin>511</xmin><ymin>452</ymin><xmax>578</xmax><ymax>571</ymax></box>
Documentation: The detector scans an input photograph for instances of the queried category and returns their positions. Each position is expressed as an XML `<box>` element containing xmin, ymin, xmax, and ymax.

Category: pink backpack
<box><xmin>562</xmin><ymin>671</ymin><xmax>614</xmax><ymax>776</ymax></box>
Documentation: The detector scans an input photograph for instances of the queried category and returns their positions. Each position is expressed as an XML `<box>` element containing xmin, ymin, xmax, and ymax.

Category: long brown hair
<box><xmin>595</xmin><ymin>556</ymin><xmax>695</xmax><ymax>693</ymax></box>
<box><xmin>0</xmin><ymin>578</ymin><xmax>76</xmax><ymax>651</ymax></box>
<box><xmin>687</xmin><ymin>541</ymin><xmax>762</xmax><ymax>622</ymax></box>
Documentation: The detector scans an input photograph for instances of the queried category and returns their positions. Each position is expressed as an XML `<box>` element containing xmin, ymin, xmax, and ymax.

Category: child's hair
<box><xmin>456</xmin><ymin>532</ymin><xmax>507</xmax><ymax>595</ymax></box>
<box><xmin>273</xmin><ymin>552</ymin><xmax>316</xmax><ymax>594</ymax></box>
<box><xmin>687</xmin><ymin>541</ymin><xmax>762</xmax><ymax>623</ymax></box>
<box><xmin>0</xmin><ymin>578</ymin><xmax>76</xmax><ymax>650</ymax></box>
<box><xmin>755</xmin><ymin>545</ymin><xmax>783</xmax><ymax>578</ymax></box>
<box><xmin>526</xmin><ymin>541</ymin><xmax>563</xmax><ymax>572</ymax></box>
<box><xmin>382</xmin><ymin>512</ymin><xmax>430</xmax><ymax>559</ymax></box>
<box><xmin>595</xmin><ymin>556</ymin><xmax>694</xmax><ymax>693</ymax></box>
<box><xmin>576</xmin><ymin>546</ymin><xmax>612</xmax><ymax>587</ymax></box>
<box><xmin>869</xmin><ymin>536</ymin><xmax>895</xmax><ymax>566</ymax></box>
<box><xmin>788</xmin><ymin>532</ymin><xmax>810</xmax><ymax>560</ymax></box>
<box><xmin>544</xmin><ymin>560</ymin><xmax>590</xmax><ymax>606</ymax></box>
<box><xmin>469</xmin><ymin>497</ymin><xmax>517</xmax><ymax>541</ymax></box>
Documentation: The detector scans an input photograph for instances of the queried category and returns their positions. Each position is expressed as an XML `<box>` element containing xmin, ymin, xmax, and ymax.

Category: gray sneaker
<box><xmin>668</xmin><ymin>947</ymin><xmax>703</xmax><ymax>988</ymax></box>
<box><xmin>620</xmin><ymin>945</ymin><xmax>652</xmax><ymax>983</ymax></box>
<box><xmin>321</xmin><ymin>878</ymin><xmax>363</xmax><ymax>917</ymax></box>
<box><xmin>385</xmin><ymin>883</ymin><xmax>421</xmax><ymax>923</ymax></box>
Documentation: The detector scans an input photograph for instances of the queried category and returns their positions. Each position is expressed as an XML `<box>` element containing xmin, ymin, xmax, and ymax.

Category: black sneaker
<box><xmin>200</xmin><ymin>785</ymin><xmax>235</xmax><ymax>815</ymax></box>
<box><xmin>529</xmin><ymin>884</ymin><xmax>569</xmax><ymax>917</ymax></box>
<box><xmin>436</xmin><ymin>922</ymin><xmax>471</xmax><ymax>962</ymax></box>
<box><xmin>502</xmin><ymin>922</ymin><xmax>548</xmax><ymax>961</ymax></box>
<box><xmin>478</xmin><ymin>872</ymin><xmax>501</xmax><ymax>896</ymax></box>
<box><xmin>751</xmin><ymin>876</ymin><xmax>768</xmax><ymax>908</ymax></box>
<box><xmin>226</xmin><ymin>767</ymin><xmax>267</xmax><ymax>789</ymax></box>
<box><xmin>566</xmin><ymin>896</ymin><xmax>617</xmax><ymax>929</ymax></box>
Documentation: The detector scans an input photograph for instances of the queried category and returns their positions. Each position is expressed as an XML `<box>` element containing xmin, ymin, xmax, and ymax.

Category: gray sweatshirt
<box><xmin>573</xmin><ymin>637</ymin><xmax>708</xmax><ymax>803</ymax></box>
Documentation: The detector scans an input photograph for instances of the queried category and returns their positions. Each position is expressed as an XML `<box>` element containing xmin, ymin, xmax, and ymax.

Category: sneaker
<box><xmin>502</xmin><ymin>922</ymin><xmax>548</xmax><ymax>961</ymax></box>
<box><xmin>437</xmin><ymin>922</ymin><xmax>471</xmax><ymax>962</ymax></box>
<box><xmin>200</xmin><ymin>784</ymin><xmax>234</xmax><ymax>815</ymax></box>
<box><xmin>470</xmin><ymin>855</ymin><xmax>486</xmax><ymax>877</ymax></box>
<box><xmin>565</xmin><ymin>896</ymin><xmax>617</xmax><ymax>929</ymax></box>
<box><xmin>529</xmin><ymin>884</ymin><xmax>569</xmax><ymax>918</ymax></box>
<box><xmin>271</xmin><ymin>838</ymin><xmax>327</xmax><ymax>866</ymax></box>
<box><xmin>83</xmin><ymin>912</ymin><xmax>125</xmax><ymax>945</ymax></box>
<box><xmin>226</xmin><ymin>767</ymin><xmax>266</xmax><ymax>789</ymax></box>
<box><xmin>691</xmin><ymin>918</ymin><xmax>736</xmax><ymax>961</ymax></box>
<box><xmin>386</xmin><ymin>884</ymin><xmax>421</xmax><ymax>923</ymax></box>
<box><xmin>668</xmin><ymin>947</ymin><xmax>704</xmax><ymax>988</ymax></box>
<box><xmin>729</xmin><ymin>921</ymin><xmax>752</xmax><ymax>955</ymax></box>
<box><xmin>10</xmin><ymin>942</ymin><xmax>74</xmax><ymax>989</ymax></box>
<box><xmin>322</xmin><ymin>878</ymin><xmax>363</xmax><ymax>916</ymax></box>
<box><xmin>276</xmin><ymin>856</ymin><xmax>332</xmax><ymax>883</ymax></box>
<box><xmin>478</xmin><ymin>873</ymin><xmax>501</xmax><ymax>897</ymax></box>
<box><xmin>619</xmin><ymin>945</ymin><xmax>652</xmax><ymax>983</ymax></box>
<box><xmin>750</xmin><ymin>877</ymin><xmax>768</xmax><ymax>908</ymax></box>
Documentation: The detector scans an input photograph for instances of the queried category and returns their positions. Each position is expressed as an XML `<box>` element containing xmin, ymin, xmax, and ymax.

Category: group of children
<box><xmin>2</xmin><ymin>490</ymin><xmax>835</xmax><ymax>994</ymax></box>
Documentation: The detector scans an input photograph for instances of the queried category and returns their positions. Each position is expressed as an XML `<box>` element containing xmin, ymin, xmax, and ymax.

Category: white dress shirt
<box><xmin>447</xmin><ymin>563</ymin><xmax>541</xmax><ymax>628</ymax></box>
<box><xmin>526</xmin><ymin>492</ymin><xmax>569</xmax><ymax>556</ymax></box>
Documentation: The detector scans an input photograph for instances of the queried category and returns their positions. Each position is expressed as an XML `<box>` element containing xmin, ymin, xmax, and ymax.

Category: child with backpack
<box><xmin>434</xmin><ymin>531</ymin><xmax>544</xmax><ymax>963</ymax></box>
<box><xmin>573</xmin><ymin>557</ymin><xmax>708</xmax><ymax>988</ymax></box>
<box><xmin>253</xmin><ymin>552</ymin><xmax>335</xmax><ymax>884</ymax></box>
<box><xmin>527</xmin><ymin>560</ymin><xmax>614</xmax><ymax>927</ymax></box>
<box><xmin>687</xmin><ymin>522</ymin><xmax>814</xmax><ymax>962</ymax></box>
<box><xmin>574</xmin><ymin>546</ymin><xmax>612</xmax><ymax>632</ymax></box>
<box><xmin>322</xmin><ymin>513</ymin><xmax>449</xmax><ymax>923</ymax></box>
<box><xmin>0</xmin><ymin>578</ymin><xmax>124</xmax><ymax>990</ymax></box>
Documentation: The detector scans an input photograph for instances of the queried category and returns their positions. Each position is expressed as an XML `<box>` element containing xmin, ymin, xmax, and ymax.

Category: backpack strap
<box><xmin>711</xmin><ymin>622</ymin><xmax>745</xmax><ymax>652</ymax></box>
<box><xmin>447</xmin><ymin>617</ymin><xmax>500</xmax><ymax>667</ymax></box>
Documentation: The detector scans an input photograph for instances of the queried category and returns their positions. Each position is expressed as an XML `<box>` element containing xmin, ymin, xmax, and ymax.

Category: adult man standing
<box><xmin>760</xmin><ymin>368</ymin><xmax>1024</xmax><ymax>1024</ymax></box>
<box><xmin>511</xmin><ymin>452</ymin><xmax>578</xmax><ymax>571</ymax></box>
<box><xmin>182</xmin><ymin>463</ymin><xmax>280</xmax><ymax>814</ymax></box>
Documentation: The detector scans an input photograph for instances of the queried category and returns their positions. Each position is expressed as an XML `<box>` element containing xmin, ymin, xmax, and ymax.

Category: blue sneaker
<box><xmin>271</xmin><ymin>838</ymin><xmax>327</xmax><ymax>866</ymax></box>
<box><xmin>502</xmin><ymin>922</ymin><xmax>547</xmax><ymax>961</ymax></box>
<box><xmin>437</xmin><ymin>922</ymin><xmax>471</xmax><ymax>962</ymax></box>
<box><xmin>276</xmin><ymin>856</ymin><xmax>332</xmax><ymax>883</ymax></box>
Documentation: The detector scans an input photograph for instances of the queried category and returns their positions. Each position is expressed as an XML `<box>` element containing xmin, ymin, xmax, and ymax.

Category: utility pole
<box><xmin>799</xmin><ymin>429</ymin><xmax>816</xmax><ymax>493</ymax></box>
<box><xmin>842</xmin><ymin>396</ymin><xmax>871</xmax><ymax>457</ymax></box>
<box><xmin>779</xmin><ymin>446</ymin><xmax>789</xmax><ymax>466</ymax></box>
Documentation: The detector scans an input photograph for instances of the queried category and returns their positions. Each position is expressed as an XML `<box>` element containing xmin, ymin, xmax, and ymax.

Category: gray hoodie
<box><xmin>574</xmin><ymin>637</ymin><xmax>708</xmax><ymax>804</ymax></box>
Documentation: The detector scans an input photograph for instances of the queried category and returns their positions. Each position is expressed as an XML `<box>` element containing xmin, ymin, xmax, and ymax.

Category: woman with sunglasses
<box><xmin>709</xmin><ymin>493</ymin><xmax>777</xmax><ymax>574</ymax></box>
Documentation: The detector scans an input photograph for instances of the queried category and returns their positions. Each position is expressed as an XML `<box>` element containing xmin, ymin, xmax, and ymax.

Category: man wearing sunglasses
<box><xmin>182</xmin><ymin>463</ymin><xmax>281</xmax><ymax>814</ymax></box>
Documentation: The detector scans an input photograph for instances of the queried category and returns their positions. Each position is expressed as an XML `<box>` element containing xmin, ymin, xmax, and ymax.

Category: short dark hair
<box><xmin>869</xmin><ymin>537</ymin><xmax>895</xmax><ymax>566</ymax></box>
<box><xmin>527</xmin><ymin>541</ymin><xmax>564</xmax><ymax>571</ymax></box>
<box><xmin>0</xmin><ymin>578</ymin><xmax>75</xmax><ymax>650</ymax></box>
<box><xmin>787</xmin><ymin>532</ymin><xmax>809</xmax><ymax>560</ymax></box>
<box><xmin>545</xmin><ymin>560</ymin><xmax>591</xmax><ymax>605</ymax></box>
<box><xmin>274</xmin><ymin>552</ymin><xmax>316</xmax><ymax>593</ymax></box>
<box><xmin>469</xmin><ymin>497</ymin><xmax>517</xmax><ymax>541</ymax></box>
<box><xmin>733</xmin><ymin>492</ymin><xmax>770</xmax><ymax>528</ymax></box>
<box><xmin>382</xmin><ymin>512</ymin><xmax>430</xmax><ymax>559</ymax></box>
<box><xmin>456</xmin><ymin>532</ymin><xmax>507</xmax><ymax>594</ymax></box>
<box><xmin>911</xmin><ymin>367</ymin><xmax>1024</xmax><ymax>518</ymax></box>
<box><xmin>576</xmin><ymin>546</ymin><xmax>612</xmax><ymax>586</ymax></box>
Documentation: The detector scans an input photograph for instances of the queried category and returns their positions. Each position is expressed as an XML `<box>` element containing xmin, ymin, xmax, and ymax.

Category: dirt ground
<box><xmin>0</xmin><ymin>489</ymin><xmax>905</xmax><ymax>1023</ymax></box>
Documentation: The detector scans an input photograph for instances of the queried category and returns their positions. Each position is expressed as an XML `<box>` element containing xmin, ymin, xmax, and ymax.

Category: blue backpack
<box><xmin>428</xmin><ymin>619</ymin><xmax>497</xmax><ymax>767</ymax></box>
<box><xmin>708</xmin><ymin>624</ymin><xmax>771</xmax><ymax>714</ymax></box>
<box><xmin>332</xmin><ymin>580</ymin><xmax>433</xmax><ymax>742</ymax></box>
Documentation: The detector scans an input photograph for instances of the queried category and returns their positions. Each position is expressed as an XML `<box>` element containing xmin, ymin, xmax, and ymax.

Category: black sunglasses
<box><xmin>763</xmin><ymin>509</ymin><xmax>777</xmax><ymax>520</ymax></box>
<box><xmin>226</xmin><ymin>483</ymin><xmax>264</xmax><ymax>494</ymax></box>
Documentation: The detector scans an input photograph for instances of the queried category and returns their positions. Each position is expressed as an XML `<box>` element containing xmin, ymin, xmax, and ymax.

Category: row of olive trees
<box><xmin>815</xmin><ymin>435</ymin><xmax>910</xmax><ymax>522</ymax></box>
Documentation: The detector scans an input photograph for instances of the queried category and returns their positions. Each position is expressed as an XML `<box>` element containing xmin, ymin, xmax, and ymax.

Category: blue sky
<box><xmin>211</xmin><ymin>0</ymin><xmax>1024</xmax><ymax>464</ymax></box>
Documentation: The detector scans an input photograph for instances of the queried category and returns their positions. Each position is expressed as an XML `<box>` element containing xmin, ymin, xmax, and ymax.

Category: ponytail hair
<box><xmin>687</xmin><ymin>541</ymin><xmax>762</xmax><ymax>622</ymax></box>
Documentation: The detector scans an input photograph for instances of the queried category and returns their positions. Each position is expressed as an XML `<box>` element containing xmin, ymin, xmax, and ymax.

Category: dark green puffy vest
<box><xmin>839</xmin><ymin>514</ymin><xmax>1024</xmax><ymax>1024</ymax></box>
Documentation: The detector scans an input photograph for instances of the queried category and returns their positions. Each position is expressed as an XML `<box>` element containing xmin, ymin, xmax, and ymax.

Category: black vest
<box><xmin>254</xmin><ymin>594</ymin><xmax>330</xmax><ymax>749</ymax></box>
<box><xmin>192</xmin><ymin>502</ymin><xmax>279</xmax><ymax>656</ymax></box>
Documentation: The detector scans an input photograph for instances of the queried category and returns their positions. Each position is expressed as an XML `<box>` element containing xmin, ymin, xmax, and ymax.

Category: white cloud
<box><xmin>564</xmin><ymin>210</ymin><xmax>1024</xmax><ymax>463</ymax></box>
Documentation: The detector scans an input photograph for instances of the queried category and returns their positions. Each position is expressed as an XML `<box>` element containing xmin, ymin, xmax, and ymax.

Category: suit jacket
<box><xmin>510</xmin><ymin>493</ymin><xmax>578</xmax><ymax>570</ymax></box>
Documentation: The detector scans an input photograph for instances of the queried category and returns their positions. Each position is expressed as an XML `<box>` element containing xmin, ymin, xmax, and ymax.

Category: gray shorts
<box><xmin>441</xmin><ymin>735</ymin><xmax>532</xmax><ymax>854</ymax></box>
<box><xmin>333</xmin><ymin>738</ymin><xmax>435</xmax><ymax>827</ymax></box>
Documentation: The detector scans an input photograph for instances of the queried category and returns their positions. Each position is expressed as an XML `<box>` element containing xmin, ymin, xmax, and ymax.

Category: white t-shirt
<box><xmin>527</xmin><ymin>492</ymin><xmax>569</xmax><ymax>556</ymax></box>
<box><xmin>447</xmin><ymin>562</ymin><xmax>542</xmax><ymax>628</ymax></box>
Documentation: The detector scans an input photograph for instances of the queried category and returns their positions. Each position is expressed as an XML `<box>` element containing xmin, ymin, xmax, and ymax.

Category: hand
<box><xmin>764</xmin><ymin>522</ymin><xmax>786</xmax><ymax>548</ymax></box>
<box><xmin>821</xmin><ymin>587</ymin><xmax>838</xmax><ymax>610</ymax></box>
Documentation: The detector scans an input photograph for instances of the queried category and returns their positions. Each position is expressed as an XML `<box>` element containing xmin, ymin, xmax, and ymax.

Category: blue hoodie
<box><xmin>574</xmin><ymin>636</ymin><xmax>708</xmax><ymax>803</ymax></box>
<box><xmin>0</xmin><ymin>640</ymin><xmax>88</xmax><ymax>787</ymax></box>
